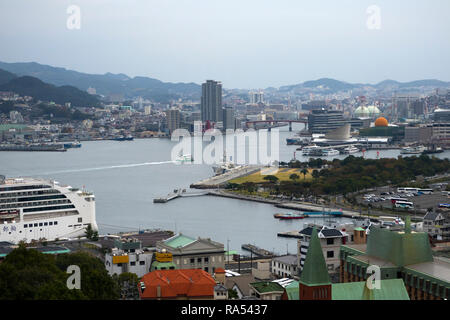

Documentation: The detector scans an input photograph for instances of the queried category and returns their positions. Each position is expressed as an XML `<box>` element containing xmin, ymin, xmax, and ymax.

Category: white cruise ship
<box><xmin>0</xmin><ymin>175</ymin><xmax>98</xmax><ymax>244</ymax></box>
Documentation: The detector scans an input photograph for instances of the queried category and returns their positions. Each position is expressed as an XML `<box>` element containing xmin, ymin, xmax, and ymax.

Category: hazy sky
<box><xmin>0</xmin><ymin>0</ymin><xmax>449</xmax><ymax>88</ymax></box>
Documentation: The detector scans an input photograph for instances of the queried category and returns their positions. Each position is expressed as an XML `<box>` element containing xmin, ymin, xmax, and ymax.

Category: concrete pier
<box><xmin>190</xmin><ymin>165</ymin><xmax>263</xmax><ymax>189</ymax></box>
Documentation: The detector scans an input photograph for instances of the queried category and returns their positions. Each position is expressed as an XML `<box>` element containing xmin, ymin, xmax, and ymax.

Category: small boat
<box><xmin>341</xmin><ymin>146</ymin><xmax>359</xmax><ymax>154</ymax></box>
<box><xmin>63</xmin><ymin>141</ymin><xmax>82</xmax><ymax>149</ymax></box>
<box><xmin>400</xmin><ymin>145</ymin><xmax>425</xmax><ymax>154</ymax></box>
<box><xmin>113</xmin><ymin>135</ymin><xmax>134</xmax><ymax>141</ymax></box>
<box><xmin>301</xmin><ymin>144</ymin><xmax>321</xmax><ymax>156</ymax></box>
<box><xmin>321</xmin><ymin>149</ymin><xmax>340</xmax><ymax>156</ymax></box>
<box><xmin>176</xmin><ymin>154</ymin><xmax>193</xmax><ymax>163</ymax></box>
<box><xmin>274</xmin><ymin>212</ymin><xmax>305</xmax><ymax>220</ymax></box>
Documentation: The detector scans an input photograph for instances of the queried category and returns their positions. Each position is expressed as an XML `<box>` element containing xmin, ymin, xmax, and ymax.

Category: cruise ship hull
<box><xmin>0</xmin><ymin>178</ymin><xmax>98</xmax><ymax>244</ymax></box>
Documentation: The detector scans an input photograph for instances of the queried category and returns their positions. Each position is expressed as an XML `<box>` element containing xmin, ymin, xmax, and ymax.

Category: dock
<box><xmin>190</xmin><ymin>165</ymin><xmax>263</xmax><ymax>189</ymax></box>
<box><xmin>0</xmin><ymin>144</ymin><xmax>66</xmax><ymax>152</ymax></box>
<box><xmin>153</xmin><ymin>189</ymin><xmax>209</xmax><ymax>203</ymax></box>
<box><xmin>241</xmin><ymin>244</ymin><xmax>274</xmax><ymax>258</ymax></box>
<box><xmin>275</xmin><ymin>202</ymin><xmax>356</xmax><ymax>217</ymax></box>
<box><xmin>277</xmin><ymin>230</ymin><xmax>302</xmax><ymax>239</ymax></box>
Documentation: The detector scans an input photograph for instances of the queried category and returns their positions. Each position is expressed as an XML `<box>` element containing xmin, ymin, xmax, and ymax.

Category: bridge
<box><xmin>245</xmin><ymin>119</ymin><xmax>308</xmax><ymax>131</ymax></box>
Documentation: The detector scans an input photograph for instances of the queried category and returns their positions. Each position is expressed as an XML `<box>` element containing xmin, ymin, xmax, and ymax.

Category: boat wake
<box><xmin>34</xmin><ymin>161</ymin><xmax>176</xmax><ymax>175</ymax></box>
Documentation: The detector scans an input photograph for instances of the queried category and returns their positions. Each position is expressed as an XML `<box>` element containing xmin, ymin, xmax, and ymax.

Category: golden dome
<box><xmin>374</xmin><ymin>117</ymin><xmax>388</xmax><ymax>127</ymax></box>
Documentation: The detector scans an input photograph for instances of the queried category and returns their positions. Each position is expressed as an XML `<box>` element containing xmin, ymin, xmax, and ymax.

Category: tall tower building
<box><xmin>166</xmin><ymin>108</ymin><xmax>181</xmax><ymax>134</ymax></box>
<box><xmin>201</xmin><ymin>80</ymin><xmax>223</xmax><ymax>123</ymax></box>
<box><xmin>223</xmin><ymin>107</ymin><xmax>235</xmax><ymax>130</ymax></box>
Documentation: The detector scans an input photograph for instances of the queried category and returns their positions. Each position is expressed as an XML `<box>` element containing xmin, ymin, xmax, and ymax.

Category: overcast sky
<box><xmin>0</xmin><ymin>0</ymin><xmax>449</xmax><ymax>88</ymax></box>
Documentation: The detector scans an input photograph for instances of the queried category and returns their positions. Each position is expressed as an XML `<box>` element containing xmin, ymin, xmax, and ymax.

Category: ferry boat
<box><xmin>301</xmin><ymin>144</ymin><xmax>321</xmax><ymax>156</ymax></box>
<box><xmin>341</xmin><ymin>146</ymin><xmax>359</xmax><ymax>154</ymax></box>
<box><xmin>321</xmin><ymin>149</ymin><xmax>339</xmax><ymax>156</ymax></box>
<box><xmin>274</xmin><ymin>212</ymin><xmax>305</xmax><ymax>220</ymax></box>
<box><xmin>400</xmin><ymin>145</ymin><xmax>425</xmax><ymax>154</ymax></box>
<box><xmin>0</xmin><ymin>175</ymin><xmax>98</xmax><ymax>244</ymax></box>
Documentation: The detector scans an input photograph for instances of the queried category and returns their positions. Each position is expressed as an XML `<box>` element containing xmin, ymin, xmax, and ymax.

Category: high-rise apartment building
<box><xmin>223</xmin><ymin>107</ymin><xmax>235</xmax><ymax>130</ymax></box>
<box><xmin>249</xmin><ymin>91</ymin><xmax>264</xmax><ymax>104</ymax></box>
<box><xmin>201</xmin><ymin>80</ymin><xmax>222</xmax><ymax>123</ymax></box>
<box><xmin>166</xmin><ymin>108</ymin><xmax>181</xmax><ymax>134</ymax></box>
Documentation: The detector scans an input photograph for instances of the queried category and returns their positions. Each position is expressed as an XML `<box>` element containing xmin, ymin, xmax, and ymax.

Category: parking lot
<box><xmin>357</xmin><ymin>185</ymin><xmax>450</xmax><ymax>213</ymax></box>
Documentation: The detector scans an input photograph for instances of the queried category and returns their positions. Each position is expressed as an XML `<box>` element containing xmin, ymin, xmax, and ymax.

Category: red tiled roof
<box><xmin>215</xmin><ymin>268</ymin><xmax>225</xmax><ymax>274</ymax></box>
<box><xmin>139</xmin><ymin>269</ymin><xmax>216</xmax><ymax>299</ymax></box>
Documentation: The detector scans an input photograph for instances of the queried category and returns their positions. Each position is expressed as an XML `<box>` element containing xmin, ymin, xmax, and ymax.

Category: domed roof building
<box><xmin>367</xmin><ymin>105</ymin><xmax>381</xmax><ymax>118</ymax></box>
<box><xmin>374</xmin><ymin>117</ymin><xmax>388</xmax><ymax>127</ymax></box>
<box><xmin>354</xmin><ymin>106</ymin><xmax>370</xmax><ymax>118</ymax></box>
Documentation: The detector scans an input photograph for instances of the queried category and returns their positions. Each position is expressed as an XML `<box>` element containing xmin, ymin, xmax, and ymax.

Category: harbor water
<box><xmin>1</xmin><ymin>123</ymin><xmax>449</xmax><ymax>255</ymax></box>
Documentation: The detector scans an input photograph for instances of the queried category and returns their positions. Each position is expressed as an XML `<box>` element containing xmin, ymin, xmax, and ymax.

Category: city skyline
<box><xmin>0</xmin><ymin>1</ymin><xmax>449</xmax><ymax>88</ymax></box>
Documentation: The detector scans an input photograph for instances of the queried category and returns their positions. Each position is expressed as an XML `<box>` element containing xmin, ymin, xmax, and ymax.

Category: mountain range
<box><xmin>0</xmin><ymin>61</ymin><xmax>449</xmax><ymax>102</ymax></box>
<box><xmin>0</xmin><ymin>69</ymin><xmax>100</xmax><ymax>107</ymax></box>
<box><xmin>0</xmin><ymin>61</ymin><xmax>201</xmax><ymax>103</ymax></box>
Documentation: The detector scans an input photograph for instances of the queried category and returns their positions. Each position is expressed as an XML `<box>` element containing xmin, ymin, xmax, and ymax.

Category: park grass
<box><xmin>229</xmin><ymin>168</ymin><xmax>312</xmax><ymax>184</ymax></box>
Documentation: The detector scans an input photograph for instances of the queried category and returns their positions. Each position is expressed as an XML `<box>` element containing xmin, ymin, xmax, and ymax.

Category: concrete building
<box><xmin>271</xmin><ymin>255</ymin><xmax>298</xmax><ymax>279</ymax></box>
<box><xmin>166</xmin><ymin>108</ymin><xmax>180</xmax><ymax>134</ymax></box>
<box><xmin>433</xmin><ymin>108</ymin><xmax>450</xmax><ymax>122</ymax></box>
<box><xmin>284</xmin><ymin>227</ymin><xmax>410</xmax><ymax>300</ymax></box>
<box><xmin>201</xmin><ymin>80</ymin><xmax>222</xmax><ymax>123</ymax></box>
<box><xmin>340</xmin><ymin>218</ymin><xmax>450</xmax><ymax>300</ymax></box>
<box><xmin>222</xmin><ymin>106</ymin><xmax>235</xmax><ymax>130</ymax></box>
<box><xmin>423</xmin><ymin>211</ymin><xmax>450</xmax><ymax>241</ymax></box>
<box><xmin>156</xmin><ymin>233</ymin><xmax>225</xmax><ymax>275</ymax></box>
<box><xmin>104</xmin><ymin>238</ymin><xmax>153</xmax><ymax>277</ymax></box>
<box><xmin>297</xmin><ymin>225</ymin><xmax>349</xmax><ymax>274</ymax></box>
<box><xmin>404</xmin><ymin>125</ymin><xmax>433</xmax><ymax>144</ymax></box>
<box><xmin>249</xmin><ymin>281</ymin><xmax>284</xmax><ymax>300</ymax></box>
<box><xmin>249</xmin><ymin>91</ymin><xmax>264</xmax><ymax>104</ymax></box>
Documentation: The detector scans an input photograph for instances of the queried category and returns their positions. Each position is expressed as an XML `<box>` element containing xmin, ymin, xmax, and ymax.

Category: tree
<box><xmin>312</xmin><ymin>169</ymin><xmax>320</xmax><ymax>179</ymax></box>
<box><xmin>85</xmin><ymin>224</ymin><xmax>98</xmax><ymax>241</ymax></box>
<box><xmin>113</xmin><ymin>272</ymin><xmax>139</xmax><ymax>300</ymax></box>
<box><xmin>0</xmin><ymin>244</ymin><xmax>85</xmax><ymax>300</ymax></box>
<box><xmin>289</xmin><ymin>173</ymin><xmax>300</xmax><ymax>182</ymax></box>
<box><xmin>263</xmin><ymin>175</ymin><xmax>279</xmax><ymax>184</ymax></box>
<box><xmin>228</xmin><ymin>288</ymin><xmax>238</xmax><ymax>299</ymax></box>
<box><xmin>55</xmin><ymin>251</ymin><xmax>119</xmax><ymax>300</ymax></box>
<box><xmin>301</xmin><ymin>168</ymin><xmax>308</xmax><ymax>180</ymax></box>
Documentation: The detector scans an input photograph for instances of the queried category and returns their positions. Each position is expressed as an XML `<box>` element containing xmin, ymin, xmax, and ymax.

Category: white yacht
<box><xmin>321</xmin><ymin>149</ymin><xmax>340</xmax><ymax>156</ymax></box>
<box><xmin>341</xmin><ymin>146</ymin><xmax>359</xmax><ymax>154</ymax></box>
<box><xmin>0</xmin><ymin>175</ymin><xmax>98</xmax><ymax>244</ymax></box>
<box><xmin>301</xmin><ymin>144</ymin><xmax>321</xmax><ymax>156</ymax></box>
<box><xmin>400</xmin><ymin>145</ymin><xmax>425</xmax><ymax>154</ymax></box>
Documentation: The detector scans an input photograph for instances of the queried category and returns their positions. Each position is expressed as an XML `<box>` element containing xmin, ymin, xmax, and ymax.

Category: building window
<box><xmin>327</xmin><ymin>238</ymin><xmax>334</xmax><ymax>245</ymax></box>
<box><xmin>197</xmin><ymin>258</ymin><xmax>202</xmax><ymax>263</ymax></box>
<box><xmin>130</xmin><ymin>261</ymin><xmax>136</xmax><ymax>266</ymax></box>
<box><xmin>327</xmin><ymin>251</ymin><xmax>334</xmax><ymax>258</ymax></box>
<box><xmin>204</xmin><ymin>257</ymin><xmax>209</xmax><ymax>263</ymax></box>
<box><xmin>204</xmin><ymin>267</ymin><xmax>209</xmax><ymax>272</ymax></box>
<box><xmin>190</xmin><ymin>258</ymin><xmax>195</xmax><ymax>264</ymax></box>
<box><xmin>44</xmin><ymin>222</ymin><xmax>48</xmax><ymax>226</ymax></box>
<box><xmin>49</xmin><ymin>222</ymin><xmax>53</xmax><ymax>225</ymax></box>
<box><xmin>78</xmin><ymin>217</ymin><xmax>82</xmax><ymax>223</ymax></box>
<box><xmin>139</xmin><ymin>261</ymin><xmax>145</xmax><ymax>265</ymax></box>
